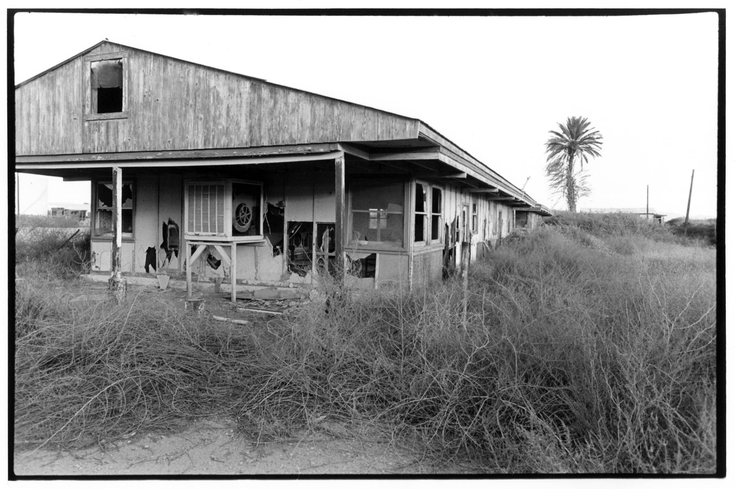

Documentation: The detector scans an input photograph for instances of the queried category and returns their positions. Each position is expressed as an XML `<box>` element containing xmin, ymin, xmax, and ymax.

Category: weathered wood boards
<box><xmin>16</xmin><ymin>41</ymin><xmax>421</xmax><ymax>157</ymax></box>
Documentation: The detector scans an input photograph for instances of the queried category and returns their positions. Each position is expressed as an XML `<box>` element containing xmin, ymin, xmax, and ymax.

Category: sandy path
<box><xmin>13</xmin><ymin>418</ymin><xmax>468</xmax><ymax>476</ymax></box>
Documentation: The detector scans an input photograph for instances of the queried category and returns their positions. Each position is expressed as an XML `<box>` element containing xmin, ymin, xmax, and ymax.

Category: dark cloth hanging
<box><xmin>91</xmin><ymin>60</ymin><xmax>122</xmax><ymax>88</ymax></box>
<box><xmin>144</xmin><ymin>247</ymin><xmax>157</xmax><ymax>273</ymax></box>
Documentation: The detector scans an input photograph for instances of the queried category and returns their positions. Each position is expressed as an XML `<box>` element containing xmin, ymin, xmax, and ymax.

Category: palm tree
<box><xmin>545</xmin><ymin>117</ymin><xmax>603</xmax><ymax>212</ymax></box>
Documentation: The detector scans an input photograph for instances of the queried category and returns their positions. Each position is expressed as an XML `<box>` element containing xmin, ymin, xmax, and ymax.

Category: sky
<box><xmin>10</xmin><ymin>8</ymin><xmax>721</xmax><ymax>219</ymax></box>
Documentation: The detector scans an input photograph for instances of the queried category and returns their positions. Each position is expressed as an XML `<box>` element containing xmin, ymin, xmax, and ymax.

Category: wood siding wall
<box><xmin>16</xmin><ymin>42</ymin><xmax>420</xmax><ymax>156</ymax></box>
<box><xmin>16</xmin><ymin>57</ymin><xmax>85</xmax><ymax>155</ymax></box>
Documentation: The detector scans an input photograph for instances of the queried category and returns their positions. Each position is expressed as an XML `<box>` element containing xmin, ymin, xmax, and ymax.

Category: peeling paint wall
<box><xmin>412</xmin><ymin>250</ymin><xmax>443</xmax><ymax>286</ymax></box>
<box><xmin>91</xmin><ymin>241</ymin><xmax>134</xmax><ymax>272</ymax></box>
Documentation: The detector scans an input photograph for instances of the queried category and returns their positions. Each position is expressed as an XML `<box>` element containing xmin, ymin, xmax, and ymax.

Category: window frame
<box><xmin>83</xmin><ymin>51</ymin><xmax>129</xmax><ymax>122</ymax></box>
<box><xmin>92</xmin><ymin>179</ymin><xmax>135</xmax><ymax>239</ymax></box>
<box><xmin>347</xmin><ymin>178</ymin><xmax>408</xmax><ymax>251</ymax></box>
<box><xmin>430</xmin><ymin>185</ymin><xmax>443</xmax><ymax>243</ymax></box>
<box><xmin>184</xmin><ymin>179</ymin><xmax>265</xmax><ymax>242</ymax></box>
<box><xmin>413</xmin><ymin>181</ymin><xmax>444</xmax><ymax>246</ymax></box>
<box><xmin>413</xmin><ymin>182</ymin><xmax>429</xmax><ymax>245</ymax></box>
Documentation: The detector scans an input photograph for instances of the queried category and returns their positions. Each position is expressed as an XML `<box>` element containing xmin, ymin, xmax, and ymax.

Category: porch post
<box><xmin>108</xmin><ymin>166</ymin><xmax>127</xmax><ymax>303</ymax></box>
<box><xmin>334</xmin><ymin>153</ymin><xmax>346</xmax><ymax>279</ymax></box>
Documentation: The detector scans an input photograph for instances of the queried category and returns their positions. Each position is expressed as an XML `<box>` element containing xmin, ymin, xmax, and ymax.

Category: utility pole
<box><xmin>646</xmin><ymin>185</ymin><xmax>649</xmax><ymax>221</ymax></box>
<box><xmin>684</xmin><ymin>169</ymin><xmax>695</xmax><ymax>231</ymax></box>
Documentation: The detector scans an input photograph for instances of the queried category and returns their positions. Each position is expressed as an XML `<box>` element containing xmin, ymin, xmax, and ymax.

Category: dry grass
<box><xmin>14</xmin><ymin>213</ymin><xmax>717</xmax><ymax>473</ymax></box>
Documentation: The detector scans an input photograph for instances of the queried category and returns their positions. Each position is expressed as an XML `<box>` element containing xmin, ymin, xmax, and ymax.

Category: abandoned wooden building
<box><xmin>15</xmin><ymin>40</ymin><xmax>551</xmax><ymax>296</ymax></box>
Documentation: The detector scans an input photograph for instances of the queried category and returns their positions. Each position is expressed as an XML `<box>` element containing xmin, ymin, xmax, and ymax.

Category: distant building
<box><xmin>48</xmin><ymin>203</ymin><xmax>90</xmax><ymax>221</ymax></box>
<box><xmin>580</xmin><ymin>207</ymin><xmax>666</xmax><ymax>224</ymax></box>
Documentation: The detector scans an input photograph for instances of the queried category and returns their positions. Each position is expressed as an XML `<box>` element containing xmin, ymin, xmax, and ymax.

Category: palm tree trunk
<box><xmin>566</xmin><ymin>149</ymin><xmax>576</xmax><ymax>212</ymax></box>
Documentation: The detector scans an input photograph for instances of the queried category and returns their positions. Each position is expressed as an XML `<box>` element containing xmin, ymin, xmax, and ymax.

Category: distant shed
<box><xmin>581</xmin><ymin>208</ymin><xmax>666</xmax><ymax>225</ymax></box>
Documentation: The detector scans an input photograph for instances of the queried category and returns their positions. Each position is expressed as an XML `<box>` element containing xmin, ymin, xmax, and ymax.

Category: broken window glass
<box><xmin>265</xmin><ymin>202</ymin><xmax>285</xmax><ymax>256</ymax></box>
<box><xmin>95</xmin><ymin>181</ymin><xmax>133</xmax><ymax>236</ymax></box>
<box><xmin>91</xmin><ymin>59</ymin><xmax>123</xmax><ymax>114</ymax></box>
<box><xmin>287</xmin><ymin>221</ymin><xmax>313</xmax><ymax>277</ymax></box>
<box><xmin>316</xmin><ymin>223</ymin><xmax>336</xmax><ymax>276</ymax></box>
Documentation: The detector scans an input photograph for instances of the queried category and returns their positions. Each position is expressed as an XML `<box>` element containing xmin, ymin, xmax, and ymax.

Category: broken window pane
<box><xmin>316</xmin><ymin>223</ymin><xmax>336</xmax><ymax>276</ymax></box>
<box><xmin>95</xmin><ymin>182</ymin><xmax>133</xmax><ymax>236</ymax></box>
<box><xmin>91</xmin><ymin>59</ymin><xmax>123</xmax><ymax>113</ymax></box>
<box><xmin>287</xmin><ymin>221</ymin><xmax>313</xmax><ymax>277</ymax></box>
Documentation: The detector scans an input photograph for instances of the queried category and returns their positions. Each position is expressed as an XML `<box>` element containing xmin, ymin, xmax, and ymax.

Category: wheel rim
<box><xmin>234</xmin><ymin>203</ymin><xmax>252</xmax><ymax>232</ymax></box>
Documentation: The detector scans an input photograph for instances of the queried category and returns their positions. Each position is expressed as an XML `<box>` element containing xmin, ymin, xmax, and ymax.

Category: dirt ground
<box><xmin>13</xmin><ymin>418</ymin><xmax>476</xmax><ymax>476</ymax></box>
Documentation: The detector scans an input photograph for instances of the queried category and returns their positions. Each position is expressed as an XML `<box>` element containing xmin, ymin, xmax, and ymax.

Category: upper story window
<box><xmin>84</xmin><ymin>51</ymin><xmax>128</xmax><ymax>121</ymax></box>
<box><xmin>91</xmin><ymin>59</ymin><xmax>123</xmax><ymax>113</ymax></box>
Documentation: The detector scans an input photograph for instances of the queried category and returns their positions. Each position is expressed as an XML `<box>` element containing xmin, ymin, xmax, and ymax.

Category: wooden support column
<box><xmin>335</xmin><ymin>153</ymin><xmax>346</xmax><ymax>279</ymax></box>
<box><xmin>231</xmin><ymin>243</ymin><xmax>237</xmax><ymax>303</ymax></box>
<box><xmin>186</xmin><ymin>244</ymin><xmax>194</xmax><ymax>299</ymax></box>
<box><xmin>108</xmin><ymin>166</ymin><xmax>127</xmax><ymax>303</ymax></box>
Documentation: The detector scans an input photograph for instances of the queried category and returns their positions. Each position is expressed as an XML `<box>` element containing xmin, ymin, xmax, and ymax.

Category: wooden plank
<box><xmin>108</xmin><ymin>166</ymin><xmax>126</xmax><ymax>302</ymax></box>
<box><xmin>469</xmin><ymin>188</ymin><xmax>500</xmax><ymax>194</ymax></box>
<box><xmin>338</xmin><ymin>143</ymin><xmax>371</xmax><ymax>160</ymax></box>
<box><xmin>231</xmin><ymin>242</ymin><xmax>237</xmax><ymax>303</ymax></box>
<box><xmin>111</xmin><ymin>166</ymin><xmax>123</xmax><ymax>277</ymax></box>
<box><xmin>370</xmin><ymin>149</ymin><xmax>442</xmax><ymax>161</ymax></box>
<box><xmin>190</xmin><ymin>244</ymin><xmax>207</xmax><ymax>266</ymax></box>
<box><xmin>213</xmin><ymin>244</ymin><xmax>232</xmax><ymax>268</ymax></box>
<box><xmin>186</xmin><ymin>243</ymin><xmax>193</xmax><ymax>298</ymax></box>
<box><xmin>17</xmin><ymin>150</ymin><xmax>344</xmax><ymax>169</ymax></box>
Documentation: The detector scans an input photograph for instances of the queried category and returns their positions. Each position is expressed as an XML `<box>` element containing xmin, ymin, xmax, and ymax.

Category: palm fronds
<box><xmin>545</xmin><ymin>117</ymin><xmax>602</xmax><ymax>211</ymax></box>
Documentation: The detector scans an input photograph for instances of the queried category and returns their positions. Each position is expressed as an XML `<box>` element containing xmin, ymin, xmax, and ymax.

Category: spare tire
<box><xmin>233</xmin><ymin>201</ymin><xmax>253</xmax><ymax>233</ymax></box>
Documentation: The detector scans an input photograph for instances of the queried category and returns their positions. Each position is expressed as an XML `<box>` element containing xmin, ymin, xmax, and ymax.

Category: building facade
<box><xmin>15</xmin><ymin>41</ymin><xmax>551</xmax><ymax>294</ymax></box>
